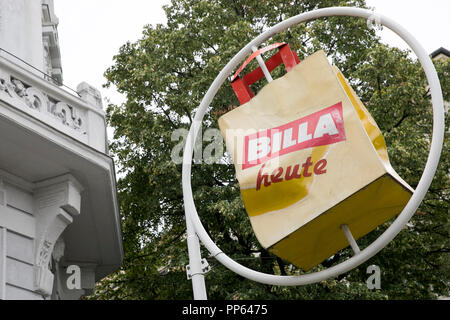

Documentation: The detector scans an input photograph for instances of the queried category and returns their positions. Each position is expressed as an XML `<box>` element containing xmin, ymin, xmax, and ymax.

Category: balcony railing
<box><xmin>0</xmin><ymin>53</ymin><xmax>107</xmax><ymax>153</ymax></box>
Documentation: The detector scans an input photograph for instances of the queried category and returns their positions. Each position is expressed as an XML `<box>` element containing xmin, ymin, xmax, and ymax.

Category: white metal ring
<box><xmin>182</xmin><ymin>7</ymin><xmax>445</xmax><ymax>286</ymax></box>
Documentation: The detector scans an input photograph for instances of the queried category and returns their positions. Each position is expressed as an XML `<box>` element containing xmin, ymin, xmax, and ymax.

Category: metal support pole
<box><xmin>251</xmin><ymin>45</ymin><xmax>273</xmax><ymax>83</ymax></box>
<box><xmin>341</xmin><ymin>224</ymin><xmax>361</xmax><ymax>255</ymax></box>
<box><xmin>186</xmin><ymin>209</ymin><xmax>208</xmax><ymax>300</ymax></box>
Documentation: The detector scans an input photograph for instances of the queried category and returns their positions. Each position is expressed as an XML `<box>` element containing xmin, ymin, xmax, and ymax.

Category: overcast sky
<box><xmin>54</xmin><ymin>0</ymin><xmax>450</xmax><ymax>115</ymax></box>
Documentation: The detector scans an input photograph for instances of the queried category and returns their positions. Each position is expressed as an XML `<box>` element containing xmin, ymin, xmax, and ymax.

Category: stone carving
<box><xmin>52</xmin><ymin>102</ymin><xmax>83</xmax><ymax>131</ymax></box>
<box><xmin>33</xmin><ymin>175</ymin><xmax>83</xmax><ymax>297</ymax></box>
<box><xmin>0</xmin><ymin>72</ymin><xmax>15</xmax><ymax>98</ymax></box>
<box><xmin>35</xmin><ymin>237</ymin><xmax>58</xmax><ymax>296</ymax></box>
<box><xmin>0</xmin><ymin>72</ymin><xmax>86</xmax><ymax>133</ymax></box>
<box><xmin>25</xmin><ymin>87</ymin><xmax>48</xmax><ymax>111</ymax></box>
<box><xmin>11</xmin><ymin>79</ymin><xmax>27</xmax><ymax>97</ymax></box>
<box><xmin>10</xmin><ymin>78</ymin><xmax>44</xmax><ymax>110</ymax></box>
<box><xmin>37</xmin><ymin>240</ymin><xmax>53</xmax><ymax>269</ymax></box>
<box><xmin>0</xmin><ymin>78</ymin><xmax>6</xmax><ymax>92</ymax></box>
<box><xmin>0</xmin><ymin>77</ymin><xmax>13</xmax><ymax>97</ymax></box>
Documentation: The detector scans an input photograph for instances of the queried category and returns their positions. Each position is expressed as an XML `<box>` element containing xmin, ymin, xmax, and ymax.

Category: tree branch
<box><xmin>232</xmin><ymin>0</ymin><xmax>244</xmax><ymax>17</ymax></box>
<box><xmin>393</xmin><ymin>111</ymin><xmax>410</xmax><ymax>129</ymax></box>
<box><xmin>183</xmin><ymin>106</ymin><xmax>193</xmax><ymax>124</ymax></box>
<box><xmin>276</xmin><ymin>257</ymin><xmax>287</xmax><ymax>276</ymax></box>
<box><xmin>426</xmin><ymin>248</ymin><xmax>450</xmax><ymax>255</ymax></box>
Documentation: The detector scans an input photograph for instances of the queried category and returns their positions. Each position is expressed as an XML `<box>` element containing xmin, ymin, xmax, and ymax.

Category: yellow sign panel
<box><xmin>219</xmin><ymin>51</ymin><xmax>413</xmax><ymax>271</ymax></box>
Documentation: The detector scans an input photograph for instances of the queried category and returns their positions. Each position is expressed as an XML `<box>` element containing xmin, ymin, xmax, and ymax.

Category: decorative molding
<box><xmin>0</xmin><ymin>168</ymin><xmax>35</xmax><ymax>193</ymax></box>
<box><xmin>0</xmin><ymin>71</ymin><xmax>86</xmax><ymax>134</ymax></box>
<box><xmin>41</xmin><ymin>0</ymin><xmax>63</xmax><ymax>85</ymax></box>
<box><xmin>0</xmin><ymin>70</ymin><xmax>15</xmax><ymax>98</ymax></box>
<box><xmin>25</xmin><ymin>86</ymin><xmax>49</xmax><ymax>111</ymax></box>
<box><xmin>0</xmin><ymin>54</ymin><xmax>104</xmax><ymax>117</ymax></box>
<box><xmin>34</xmin><ymin>174</ymin><xmax>84</xmax><ymax>216</ymax></box>
<box><xmin>33</xmin><ymin>174</ymin><xmax>83</xmax><ymax>297</ymax></box>
<box><xmin>52</xmin><ymin>101</ymin><xmax>83</xmax><ymax>131</ymax></box>
<box><xmin>33</xmin><ymin>209</ymin><xmax>72</xmax><ymax>296</ymax></box>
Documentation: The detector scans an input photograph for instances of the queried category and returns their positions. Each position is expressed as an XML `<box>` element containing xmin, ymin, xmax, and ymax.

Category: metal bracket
<box><xmin>186</xmin><ymin>258</ymin><xmax>211</xmax><ymax>280</ymax></box>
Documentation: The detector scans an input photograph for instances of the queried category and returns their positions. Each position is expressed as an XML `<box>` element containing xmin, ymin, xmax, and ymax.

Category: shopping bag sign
<box><xmin>219</xmin><ymin>50</ymin><xmax>413</xmax><ymax>271</ymax></box>
<box><xmin>242</xmin><ymin>102</ymin><xmax>346</xmax><ymax>170</ymax></box>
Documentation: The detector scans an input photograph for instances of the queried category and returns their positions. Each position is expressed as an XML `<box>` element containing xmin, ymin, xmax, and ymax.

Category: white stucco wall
<box><xmin>0</xmin><ymin>178</ymin><xmax>44</xmax><ymax>300</ymax></box>
<box><xmin>0</xmin><ymin>0</ymin><xmax>44</xmax><ymax>75</ymax></box>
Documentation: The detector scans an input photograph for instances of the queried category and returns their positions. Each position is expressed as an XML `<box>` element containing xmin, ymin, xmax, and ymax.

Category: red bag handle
<box><xmin>231</xmin><ymin>42</ymin><xmax>300</xmax><ymax>105</ymax></box>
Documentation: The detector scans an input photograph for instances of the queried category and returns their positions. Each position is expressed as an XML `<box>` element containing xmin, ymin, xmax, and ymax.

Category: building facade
<box><xmin>0</xmin><ymin>0</ymin><xmax>123</xmax><ymax>299</ymax></box>
<box><xmin>431</xmin><ymin>47</ymin><xmax>449</xmax><ymax>113</ymax></box>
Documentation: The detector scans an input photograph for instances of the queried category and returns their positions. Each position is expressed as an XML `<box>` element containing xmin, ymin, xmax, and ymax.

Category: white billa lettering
<box><xmin>314</xmin><ymin>113</ymin><xmax>339</xmax><ymax>138</ymax></box>
<box><xmin>282</xmin><ymin>128</ymin><xmax>296</xmax><ymax>149</ymax></box>
<box><xmin>298</xmin><ymin>122</ymin><xmax>312</xmax><ymax>143</ymax></box>
<box><xmin>366</xmin><ymin>265</ymin><xmax>381</xmax><ymax>289</ymax></box>
<box><xmin>66</xmin><ymin>265</ymin><xmax>81</xmax><ymax>290</ymax></box>
<box><xmin>248</xmin><ymin>136</ymin><xmax>271</xmax><ymax>162</ymax></box>
<box><xmin>271</xmin><ymin>131</ymin><xmax>282</xmax><ymax>153</ymax></box>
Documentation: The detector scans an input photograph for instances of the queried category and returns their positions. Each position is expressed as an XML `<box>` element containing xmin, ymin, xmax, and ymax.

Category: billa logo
<box><xmin>242</xmin><ymin>102</ymin><xmax>346</xmax><ymax>170</ymax></box>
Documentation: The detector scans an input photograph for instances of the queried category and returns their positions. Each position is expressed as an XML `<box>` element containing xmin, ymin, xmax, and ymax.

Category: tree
<box><xmin>88</xmin><ymin>0</ymin><xmax>449</xmax><ymax>300</ymax></box>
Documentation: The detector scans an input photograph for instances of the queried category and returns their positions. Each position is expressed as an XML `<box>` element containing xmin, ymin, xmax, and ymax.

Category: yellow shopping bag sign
<box><xmin>219</xmin><ymin>49</ymin><xmax>413</xmax><ymax>271</ymax></box>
